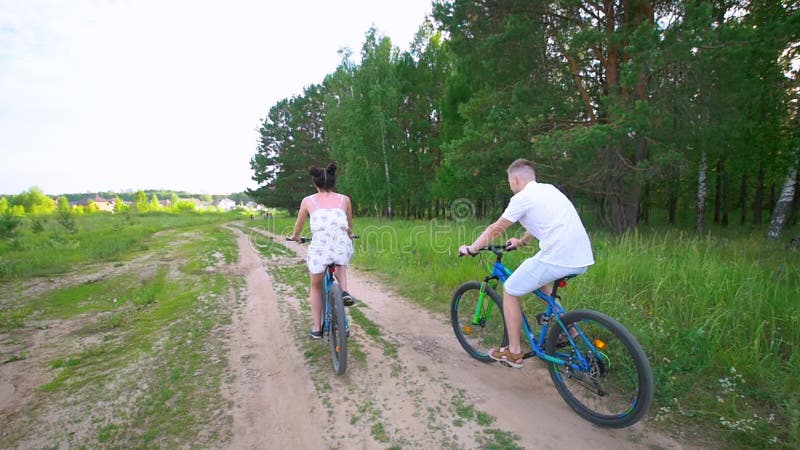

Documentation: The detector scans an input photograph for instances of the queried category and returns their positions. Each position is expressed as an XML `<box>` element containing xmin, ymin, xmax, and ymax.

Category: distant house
<box><xmin>71</xmin><ymin>195</ymin><xmax>114</xmax><ymax>212</ymax></box>
<box><xmin>245</xmin><ymin>201</ymin><xmax>266</xmax><ymax>211</ymax></box>
<box><xmin>188</xmin><ymin>198</ymin><xmax>212</xmax><ymax>210</ymax></box>
<box><xmin>215</xmin><ymin>198</ymin><xmax>237</xmax><ymax>211</ymax></box>
<box><xmin>90</xmin><ymin>196</ymin><xmax>114</xmax><ymax>212</ymax></box>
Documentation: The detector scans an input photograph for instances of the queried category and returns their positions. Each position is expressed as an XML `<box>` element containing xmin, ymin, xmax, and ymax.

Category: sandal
<box><xmin>488</xmin><ymin>347</ymin><xmax>524</xmax><ymax>368</ymax></box>
<box><xmin>342</xmin><ymin>291</ymin><xmax>355</xmax><ymax>307</ymax></box>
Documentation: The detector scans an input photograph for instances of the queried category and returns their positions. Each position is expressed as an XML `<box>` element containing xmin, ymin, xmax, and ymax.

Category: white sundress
<box><xmin>306</xmin><ymin>194</ymin><xmax>354</xmax><ymax>274</ymax></box>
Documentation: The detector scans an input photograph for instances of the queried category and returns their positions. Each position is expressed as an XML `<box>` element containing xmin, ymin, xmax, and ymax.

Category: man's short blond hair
<box><xmin>507</xmin><ymin>158</ymin><xmax>536</xmax><ymax>180</ymax></box>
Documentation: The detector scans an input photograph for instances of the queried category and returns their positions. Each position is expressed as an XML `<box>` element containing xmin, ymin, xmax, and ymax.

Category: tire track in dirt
<box><xmin>225</xmin><ymin>227</ymin><xmax>325</xmax><ymax>449</ymax></box>
<box><xmin>235</xmin><ymin>227</ymin><xmax>693</xmax><ymax>449</ymax></box>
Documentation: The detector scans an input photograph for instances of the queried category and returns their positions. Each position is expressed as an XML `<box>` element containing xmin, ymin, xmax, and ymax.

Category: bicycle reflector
<box><xmin>558</xmin><ymin>280</ymin><xmax>567</xmax><ymax>287</ymax></box>
<box><xmin>593</xmin><ymin>338</ymin><xmax>607</xmax><ymax>351</ymax></box>
<box><xmin>463</xmin><ymin>325</ymin><xmax>472</xmax><ymax>335</ymax></box>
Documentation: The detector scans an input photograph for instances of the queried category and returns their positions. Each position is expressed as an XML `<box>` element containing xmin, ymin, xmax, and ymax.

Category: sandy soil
<box><xmin>226</xmin><ymin>227</ymin><xmax>694</xmax><ymax>449</ymax></box>
<box><xmin>225</xmin><ymin>227</ymin><xmax>326</xmax><ymax>449</ymax></box>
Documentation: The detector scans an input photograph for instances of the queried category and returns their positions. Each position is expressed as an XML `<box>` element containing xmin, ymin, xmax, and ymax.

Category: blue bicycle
<box><xmin>290</xmin><ymin>237</ymin><xmax>353</xmax><ymax>376</ymax></box>
<box><xmin>451</xmin><ymin>245</ymin><xmax>653</xmax><ymax>428</ymax></box>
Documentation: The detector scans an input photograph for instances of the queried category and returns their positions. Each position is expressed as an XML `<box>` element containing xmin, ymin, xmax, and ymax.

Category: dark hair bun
<box><xmin>308</xmin><ymin>163</ymin><xmax>337</xmax><ymax>191</ymax></box>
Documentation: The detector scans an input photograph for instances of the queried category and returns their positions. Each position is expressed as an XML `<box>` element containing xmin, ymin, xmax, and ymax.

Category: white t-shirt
<box><xmin>501</xmin><ymin>181</ymin><xmax>594</xmax><ymax>268</ymax></box>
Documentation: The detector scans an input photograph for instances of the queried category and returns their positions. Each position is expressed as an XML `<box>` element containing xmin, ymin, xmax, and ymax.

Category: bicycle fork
<box><xmin>468</xmin><ymin>281</ymin><xmax>497</xmax><ymax>328</ymax></box>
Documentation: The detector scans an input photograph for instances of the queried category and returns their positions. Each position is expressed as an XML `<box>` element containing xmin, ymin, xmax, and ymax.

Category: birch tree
<box><xmin>697</xmin><ymin>152</ymin><xmax>708</xmax><ymax>233</ymax></box>
<box><xmin>767</xmin><ymin>166</ymin><xmax>797</xmax><ymax>239</ymax></box>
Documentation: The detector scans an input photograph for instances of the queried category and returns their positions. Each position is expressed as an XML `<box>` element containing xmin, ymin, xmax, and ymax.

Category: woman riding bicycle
<box><xmin>458</xmin><ymin>158</ymin><xmax>594</xmax><ymax>367</ymax></box>
<box><xmin>289</xmin><ymin>162</ymin><xmax>356</xmax><ymax>339</ymax></box>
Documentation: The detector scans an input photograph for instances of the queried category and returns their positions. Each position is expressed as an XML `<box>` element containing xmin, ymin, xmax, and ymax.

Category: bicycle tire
<box><xmin>451</xmin><ymin>281</ymin><xmax>507</xmax><ymax>362</ymax></box>
<box><xmin>545</xmin><ymin>309</ymin><xmax>653</xmax><ymax>428</ymax></box>
<box><xmin>328</xmin><ymin>283</ymin><xmax>348</xmax><ymax>375</ymax></box>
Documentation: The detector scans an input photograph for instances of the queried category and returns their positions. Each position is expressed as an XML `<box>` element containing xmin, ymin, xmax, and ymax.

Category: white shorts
<box><xmin>504</xmin><ymin>257</ymin><xmax>588</xmax><ymax>297</ymax></box>
<box><xmin>306</xmin><ymin>233</ymin><xmax>354</xmax><ymax>275</ymax></box>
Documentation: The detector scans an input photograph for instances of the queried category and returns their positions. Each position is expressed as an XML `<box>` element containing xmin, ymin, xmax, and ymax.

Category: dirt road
<box><xmin>226</xmin><ymin>227</ymin><xmax>690</xmax><ymax>449</ymax></box>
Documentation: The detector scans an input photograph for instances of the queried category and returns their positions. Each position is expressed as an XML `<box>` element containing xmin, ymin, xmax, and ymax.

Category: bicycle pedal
<box><xmin>536</xmin><ymin>313</ymin><xmax>548</xmax><ymax>325</ymax></box>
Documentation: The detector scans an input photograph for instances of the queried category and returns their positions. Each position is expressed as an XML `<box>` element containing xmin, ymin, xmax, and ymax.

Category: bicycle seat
<box><xmin>554</xmin><ymin>274</ymin><xmax>580</xmax><ymax>287</ymax></box>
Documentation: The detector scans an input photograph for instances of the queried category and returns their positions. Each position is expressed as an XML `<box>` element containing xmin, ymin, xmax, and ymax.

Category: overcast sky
<box><xmin>0</xmin><ymin>0</ymin><xmax>434</xmax><ymax>196</ymax></box>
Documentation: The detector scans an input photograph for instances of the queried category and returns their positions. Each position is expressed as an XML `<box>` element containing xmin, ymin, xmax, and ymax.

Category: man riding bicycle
<box><xmin>458</xmin><ymin>158</ymin><xmax>594</xmax><ymax>368</ymax></box>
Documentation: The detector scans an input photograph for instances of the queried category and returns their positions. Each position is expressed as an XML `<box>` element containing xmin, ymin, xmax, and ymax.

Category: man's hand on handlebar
<box><xmin>506</xmin><ymin>237</ymin><xmax>524</xmax><ymax>251</ymax></box>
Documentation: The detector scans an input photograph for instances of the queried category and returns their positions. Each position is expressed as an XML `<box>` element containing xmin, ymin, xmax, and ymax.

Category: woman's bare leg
<box><xmin>310</xmin><ymin>273</ymin><xmax>324</xmax><ymax>331</ymax></box>
<box><xmin>334</xmin><ymin>266</ymin><xmax>348</xmax><ymax>291</ymax></box>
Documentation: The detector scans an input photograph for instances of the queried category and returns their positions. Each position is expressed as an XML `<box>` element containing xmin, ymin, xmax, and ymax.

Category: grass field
<box><xmin>256</xmin><ymin>212</ymin><xmax>799</xmax><ymax>449</ymax></box>
<box><xmin>0</xmin><ymin>211</ymin><xmax>241</xmax><ymax>447</ymax></box>
<box><xmin>0</xmin><ymin>211</ymin><xmax>237</xmax><ymax>280</ymax></box>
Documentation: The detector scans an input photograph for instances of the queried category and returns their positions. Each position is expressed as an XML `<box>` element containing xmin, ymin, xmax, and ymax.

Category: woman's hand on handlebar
<box><xmin>506</xmin><ymin>237</ymin><xmax>524</xmax><ymax>251</ymax></box>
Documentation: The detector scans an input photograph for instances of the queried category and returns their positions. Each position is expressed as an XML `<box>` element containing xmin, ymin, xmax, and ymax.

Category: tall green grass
<box><xmin>0</xmin><ymin>211</ymin><xmax>238</xmax><ymax>280</ymax></box>
<box><xmin>257</xmin><ymin>213</ymin><xmax>798</xmax><ymax>448</ymax></box>
<box><xmin>587</xmin><ymin>231</ymin><xmax>798</xmax><ymax>447</ymax></box>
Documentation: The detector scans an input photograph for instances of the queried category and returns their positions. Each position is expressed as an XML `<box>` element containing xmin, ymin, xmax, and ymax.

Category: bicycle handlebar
<box><xmin>486</xmin><ymin>244</ymin><xmax>515</xmax><ymax>253</ymax></box>
<box><xmin>459</xmin><ymin>243</ymin><xmax>517</xmax><ymax>257</ymax></box>
<box><xmin>287</xmin><ymin>236</ymin><xmax>359</xmax><ymax>244</ymax></box>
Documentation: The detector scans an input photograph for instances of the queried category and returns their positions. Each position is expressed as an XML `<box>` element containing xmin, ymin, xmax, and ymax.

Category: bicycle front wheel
<box><xmin>545</xmin><ymin>309</ymin><xmax>653</xmax><ymax>428</ymax></box>
<box><xmin>451</xmin><ymin>281</ymin><xmax>507</xmax><ymax>362</ymax></box>
<box><xmin>327</xmin><ymin>283</ymin><xmax>348</xmax><ymax>375</ymax></box>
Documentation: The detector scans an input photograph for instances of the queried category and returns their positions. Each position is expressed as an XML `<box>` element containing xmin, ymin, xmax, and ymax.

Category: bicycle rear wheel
<box><xmin>451</xmin><ymin>281</ymin><xmax>507</xmax><ymax>362</ymax></box>
<box><xmin>327</xmin><ymin>283</ymin><xmax>348</xmax><ymax>375</ymax></box>
<box><xmin>545</xmin><ymin>309</ymin><xmax>653</xmax><ymax>428</ymax></box>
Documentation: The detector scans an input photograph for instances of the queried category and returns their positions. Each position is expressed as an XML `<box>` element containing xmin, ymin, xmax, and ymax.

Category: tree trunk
<box><xmin>722</xmin><ymin>160</ymin><xmax>729</xmax><ymax>227</ymax></box>
<box><xmin>667</xmin><ymin>177</ymin><xmax>678</xmax><ymax>225</ymax></box>
<box><xmin>640</xmin><ymin>182</ymin><xmax>650</xmax><ymax>225</ymax></box>
<box><xmin>791</xmin><ymin>177</ymin><xmax>800</xmax><ymax>227</ymax></box>
<box><xmin>714</xmin><ymin>159</ymin><xmax>722</xmax><ymax>224</ymax></box>
<box><xmin>739</xmin><ymin>175</ymin><xmax>747</xmax><ymax>225</ymax></box>
<box><xmin>372</xmin><ymin>63</ymin><xmax>393</xmax><ymax>220</ymax></box>
<box><xmin>593</xmin><ymin>0</ymin><xmax>649</xmax><ymax>234</ymax></box>
<box><xmin>753</xmin><ymin>164</ymin><xmax>765</xmax><ymax>225</ymax></box>
<box><xmin>378</xmin><ymin>116</ymin><xmax>392</xmax><ymax>219</ymax></box>
<box><xmin>602</xmin><ymin>146</ymin><xmax>640</xmax><ymax>234</ymax></box>
<box><xmin>598</xmin><ymin>195</ymin><xmax>608</xmax><ymax>228</ymax></box>
<box><xmin>770</xmin><ymin>183</ymin><xmax>776</xmax><ymax>216</ymax></box>
<box><xmin>767</xmin><ymin>166</ymin><xmax>797</xmax><ymax>239</ymax></box>
<box><xmin>711</xmin><ymin>158</ymin><xmax>729</xmax><ymax>226</ymax></box>
<box><xmin>610</xmin><ymin>183</ymin><xmax>640</xmax><ymax>233</ymax></box>
<box><xmin>697</xmin><ymin>152</ymin><xmax>708</xmax><ymax>233</ymax></box>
